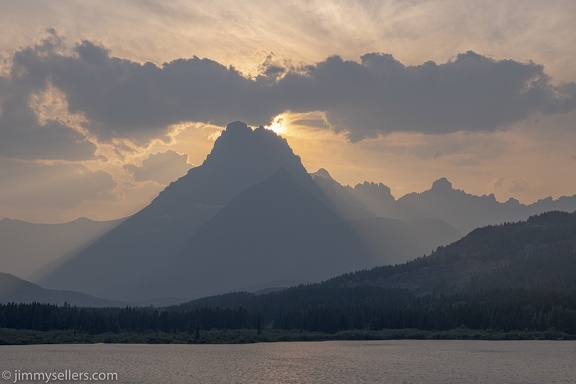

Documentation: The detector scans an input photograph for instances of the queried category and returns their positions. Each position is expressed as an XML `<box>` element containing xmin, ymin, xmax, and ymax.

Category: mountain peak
<box><xmin>220</xmin><ymin>121</ymin><xmax>253</xmax><ymax>139</ymax></box>
<box><xmin>196</xmin><ymin>121</ymin><xmax>311</xmax><ymax>193</ymax></box>
<box><xmin>113</xmin><ymin>120</ymin><xmax>313</xmax><ymax>227</ymax></box>
<box><xmin>311</xmin><ymin>168</ymin><xmax>333</xmax><ymax>180</ymax></box>
<box><xmin>202</xmin><ymin>121</ymin><xmax>302</xmax><ymax>171</ymax></box>
<box><xmin>431</xmin><ymin>177</ymin><xmax>453</xmax><ymax>191</ymax></box>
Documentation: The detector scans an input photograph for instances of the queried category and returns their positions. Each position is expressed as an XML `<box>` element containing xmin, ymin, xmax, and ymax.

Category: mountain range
<box><xmin>169</xmin><ymin>211</ymin><xmax>576</xmax><ymax>336</ymax></box>
<box><xmin>316</xmin><ymin>172</ymin><xmax>576</xmax><ymax>234</ymax></box>
<box><xmin>179</xmin><ymin>210</ymin><xmax>576</xmax><ymax>310</ymax></box>
<box><xmin>34</xmin><ymin>122</ymin><xmax>461</xmax><ymax>303</ymax></box>
<box><xmin>1</xmin><ymin>121</ymin><xmax>575</xmax><ymax>306</ymax></box>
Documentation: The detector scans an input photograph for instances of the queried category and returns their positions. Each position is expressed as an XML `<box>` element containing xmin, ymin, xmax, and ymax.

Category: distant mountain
<box><xmin>394</xmin><ymin>178</ymin><xmax>528</xmax><ymax>234</ymax></box>
<box><xmin>0</xmin><ymin>272</ymin><xmax>124</xmax><ymax>307</ymax></box>
<box><xmin>310</xmin><ymin>168</ymin><xmax>375</xmax><ymax>220</ymax></box>
<box><xmin>352</xmin><ymin>181</ymin><xmax>398</xmax><ymax>217</ymax></box>
<box><xmin>341</xmin><ymin>176</ymin><xmax>576</xmax><ymax>234</ymax></box>
<box><xmin>0</xmin><ymin>217</ymin><xmax>123</xmax><ymax>279</ymax></box>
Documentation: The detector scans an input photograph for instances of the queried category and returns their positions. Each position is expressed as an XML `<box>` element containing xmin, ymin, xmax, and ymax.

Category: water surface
<box><xmin>1</xmin><ymin>340</ymin><xmax>574</xmax><ymax>383</ymax></box>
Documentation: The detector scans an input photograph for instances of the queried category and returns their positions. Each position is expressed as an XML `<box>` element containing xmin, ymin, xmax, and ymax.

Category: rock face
<box><xmin>38</xmin><ymin>122</ymin><xmax>461</xmax><ymax>304</ymax></box>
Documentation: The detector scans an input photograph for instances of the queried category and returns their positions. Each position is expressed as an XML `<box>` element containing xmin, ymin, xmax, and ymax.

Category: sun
<box><xmin>265</xmin><ymin>115</ymin><xmax>286</xmax><ymax>134</ymax></box>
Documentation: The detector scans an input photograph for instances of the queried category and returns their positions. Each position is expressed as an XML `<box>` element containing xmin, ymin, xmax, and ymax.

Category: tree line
<box><xmin>2</xmin><ymin>287</ymin><xmax>576</xmax><ymax>336</ymax></box>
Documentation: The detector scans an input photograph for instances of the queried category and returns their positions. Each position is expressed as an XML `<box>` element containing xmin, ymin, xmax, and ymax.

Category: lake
<box><xmin>1</xmin><ymin>340</ymin><xmax>575</xmax><ymax>383</ymax></box>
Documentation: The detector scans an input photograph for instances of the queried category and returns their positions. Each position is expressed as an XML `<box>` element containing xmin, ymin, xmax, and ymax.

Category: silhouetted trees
<box><xmin>2</xmin><ymin>287</ymin><xmax>576</xmax><ymax>336</ymax></box>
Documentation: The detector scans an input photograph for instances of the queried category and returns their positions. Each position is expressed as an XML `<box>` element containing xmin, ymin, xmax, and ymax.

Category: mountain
<box><xmin>324</xmin><ymin>210</ymin><xmax>576</xmax><ymax>294</ymax></box>
<box><xmin>310</xmin><ymin>168</ymin><xmax>375</xmax><ymax>220</ymax></box>
<box><xmin>352</xmin><ymin>181</ymin><xmax>398</xmax><ymax>218</ymax></box>
<box><xmin>394</xmin><ymin>178</ymin><xmax>529</xmax><ymax>234</ymax></box>
<box><xmin>4</xmin><ymin>213</ymin><xmax>573</xmax><ymax>338</ymax></box>
<box><xmin>37</xmin><ymin>120</ymin><xmax>573</xmax><ymax>305</ymax></box>
<box><xmin>42</xmin><ymin>167</ymin><xmax>461</xmax><ymax>303</ymax></box>
<box><xmin>0</xmin><ymin>272</ymin><xmax>124</xmax><ymax>307</ymax></box>
<box><xmin>39</xmin><ymin>123</ymin><xmax>461</xmax><ymax>303</ymax></box>
<box><xmin>341</xmin><ymin>176</ymin><xmax>576</xmax><ymax>235</ymax></box>
<box><xmin>37</xmin><ymin>122</ymin><xmax>314</xmax><ymax>293</ymax></box>
<box><xmin>0</xmin><ymin>217</ymin><xmax>123</xmax><ymax>279</ymax></box>
<box><xmin>176</xmin><ymin>210</ymin><xmax>576</xmax><ymax>316</ymax></box>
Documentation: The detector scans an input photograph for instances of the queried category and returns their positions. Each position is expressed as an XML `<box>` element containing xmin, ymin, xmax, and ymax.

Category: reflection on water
<box><xmin>1</xmin><ymin>340</ymin><xmax>575</xmax><ymax>384</ymax></box>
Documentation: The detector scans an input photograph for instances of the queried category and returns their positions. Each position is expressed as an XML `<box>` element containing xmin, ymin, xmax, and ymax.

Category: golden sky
<box><xmin>0</xmin><ymin>0</ymin><xmax>575</xmax><ymax>223</ymax></box>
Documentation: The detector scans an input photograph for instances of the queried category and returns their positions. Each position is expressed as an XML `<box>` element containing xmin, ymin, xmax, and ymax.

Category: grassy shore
<box><xmin>1</xmin><ymin>327</ymin><xmax>574</xmax><ymax>345</ymax></box>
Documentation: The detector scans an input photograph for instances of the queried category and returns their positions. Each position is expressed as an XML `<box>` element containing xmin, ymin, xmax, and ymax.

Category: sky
<box><xmin>0</xmin><ymin>0</ymin><xmax>575</xmax><ymax>223</ymax></box>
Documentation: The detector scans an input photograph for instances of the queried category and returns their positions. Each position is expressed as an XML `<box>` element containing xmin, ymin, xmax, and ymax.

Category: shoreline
<box><xmin>1</xmin><ymin>327</ymin><xmax>574</xmax><ymax>345</ymax></box>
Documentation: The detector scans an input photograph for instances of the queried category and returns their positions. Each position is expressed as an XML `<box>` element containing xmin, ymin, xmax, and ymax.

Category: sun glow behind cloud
<box><xmin>265</xmin><ymin>115</ymin><xmax>287</xmax><ymax>134</ymax></box>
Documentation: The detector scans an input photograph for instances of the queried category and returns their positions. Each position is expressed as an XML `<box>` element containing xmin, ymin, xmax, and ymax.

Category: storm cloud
<box><xmin>7</xmin><ymin>36</ymin><xmax>280</xmax><ymax>145</ymax></box>
<box><xmin>0</xmin><ymin>38</ymin><xmax>97</xmax><ymax>160</ymax></box>
<box><xmin>2</xmin><ymin>33</ymin><xmax>575</xmax><ymax>152</ymax></box>
<box><xmin>281</xmin><ymin>52</ymin><xmax>576</xmax><ymax>140</ymax></box>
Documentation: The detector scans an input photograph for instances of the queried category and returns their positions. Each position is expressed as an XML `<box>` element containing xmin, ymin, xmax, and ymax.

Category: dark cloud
<box><xmin>0</xmin><ymin>158</ymin><xmax>117</xmax><ymax>208</ymax></box>
<box><xmin>277</xmin><ymin>52</ymin><xmax>576</xmax><ymax>140</ymax></box>
<box><xmin>9</xmin><ymin>36</ymin><xmax>282</xmax><ymax>145</ymax></box>
<box><xmin>124</xmin><ymin>150</ymin><xmax>191</xmax><ymax>184</ymax></box>
<box><xmin>4</xmin><ymin>34</ymin><xmax>576</xmax><ymax>148</ymax></box>
<box><xmin>0</xmin><ymin>33</ymin><xmax>97</xmax><ymax>161</ymax></box>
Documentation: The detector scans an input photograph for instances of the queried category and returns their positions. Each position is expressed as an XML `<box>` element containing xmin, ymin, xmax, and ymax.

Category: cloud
<box><xmin>124</xmin><ymin>150</ymin><xmax>191</xmax><ymax>184</ymax></box>
<box><xmin>510</xmin><ymin>178</ymin><xmax>528</xmax><ymax>192</ymax></box>
<box><xmin>8</xmin><ymin>35</ymin><xmax>281</xmax><ymax>145</ymax></box>
<box><xmin>277</xmin><ymin>52</ymin><xmax>576</xmax><ymax>140</ymax></box>
<box><xmin>0</xmin><ymin>158</ymin><xmax>117</xmax><ymax>209</ymax></box>
<box><xmin>493</xmin><ymin>176</ymin><xmax>529</xmax><ymax>194</ymax></box>
<box><xmin>0</xmin><ymin>33</ymin><xmax>97</xmax><ymax>161</ymax></box>
<box><xmin>4</xmin><ymin>33</ymin><xmax>576</xmax><ymax>149</ymax></box>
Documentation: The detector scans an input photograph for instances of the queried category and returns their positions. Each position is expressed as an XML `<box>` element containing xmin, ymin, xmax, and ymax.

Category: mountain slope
<box><xmin>0</xmin><ymin>217</ymin><xmax>123</xmax><ymax>279</ymax></box>
<box><xmin>39</xmin><ymin>119</ymin><xmax>576</xmax><ymax>305</ymax></box>
<box><xmin>325</xmin><ymin>210</ymin><xmax>576</xmax><ymax>294</ymax></box>
<box><xmin>43</xmin><ymin>166</ymin><xmax>461</xmax><ymax>303</ymax></box>
<box><xmin>102</xmin><ymin>167</ymin><xmax>352</xmax><ymax>301</ymax></box>
<box><xmin>38</xmin><ymin>122</ymin><xmax>315</xmax><ymax>294</ymax></box>
<box><xmin>175</xmin><ymin>211</ymin><xmax>576</xmax><ymax>321</ymax></box>
<box><xmin>0</xmin><ymin>272</ymin><xmax>124</xmax><ymax>307</ymax></box>
<box><xmin>311</xmin><ymin>168</ymin><xmax>375</xmax><ymax>220</ymax></box>
<box><xmin>88</xmin><ymin>168</ymin><xmax>457</xmax><ymax>302</ymax></box>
